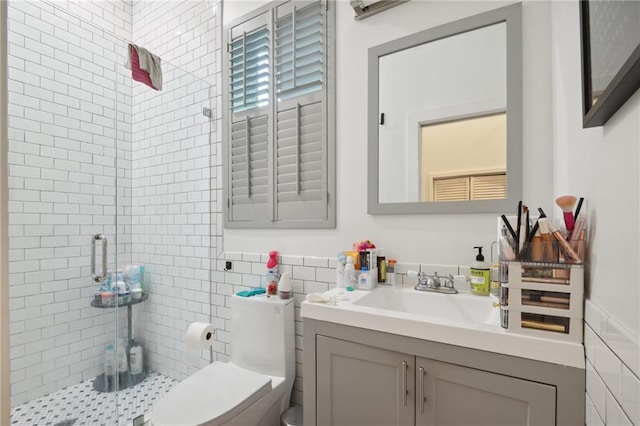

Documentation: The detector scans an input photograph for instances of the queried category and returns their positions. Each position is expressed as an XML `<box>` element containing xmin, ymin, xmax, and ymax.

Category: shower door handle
<box><xmin>91</xmin><ymin>234</ymin><xmax>108</xmax><ymax>283</ymax></box>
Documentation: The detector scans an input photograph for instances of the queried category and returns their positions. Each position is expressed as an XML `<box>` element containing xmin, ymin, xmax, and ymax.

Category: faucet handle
<box><xmin>430</xmin><ymin>272</ymin><xmax>441</xmax><ymax>287</ymax></box>
<box><xmin>442</xmin><ymin>274</ymin><xmax>455</xmax><ymax>289</ymax></box>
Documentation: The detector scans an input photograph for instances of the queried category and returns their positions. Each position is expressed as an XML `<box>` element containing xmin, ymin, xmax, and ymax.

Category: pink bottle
<box><xmin>267</xmin><ymin>251</ymin><xmax>279</xmax><ymax>295</ymax></box>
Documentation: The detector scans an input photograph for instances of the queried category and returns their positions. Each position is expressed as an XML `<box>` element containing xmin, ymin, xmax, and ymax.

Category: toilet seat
<box><xmin>151</xmin><ymin>362</ymin><xmax>272</xmax><ymax>426</ymax></box>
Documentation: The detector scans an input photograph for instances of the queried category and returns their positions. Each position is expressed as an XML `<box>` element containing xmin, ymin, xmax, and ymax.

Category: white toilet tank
<box><xmin>230</xmin><ymin>294</ymin><xmax>295</xmax><ymax>380</ymax></box>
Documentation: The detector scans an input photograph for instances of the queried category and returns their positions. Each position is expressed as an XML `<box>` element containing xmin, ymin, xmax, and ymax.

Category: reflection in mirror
<box><xmin>378</xmin><ymin>22</ymin><xmax>505</xmax><ymax>204</ymax></box>
<box><xmin>368</xmin><ymin>4</ymin><xmax>522</xmax><ymax>214</ymax></box>
<box><xmin>421</xmin><ymin>113</ymin><xmax>506</xmax><ymax>202</ymax></box>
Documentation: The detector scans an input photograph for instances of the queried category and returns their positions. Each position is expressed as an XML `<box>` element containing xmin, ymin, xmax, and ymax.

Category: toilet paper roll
<box><xmin>185</xmin><ymin>322</ymin><xmax>215</xmax><ymax>367</ymax></box>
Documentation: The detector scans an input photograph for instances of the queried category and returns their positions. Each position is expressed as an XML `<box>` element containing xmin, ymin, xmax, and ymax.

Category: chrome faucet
<box><xmin>412</xmin><ymin>271</ymin><xmax>458</xmax><ymax>294</ymax></box>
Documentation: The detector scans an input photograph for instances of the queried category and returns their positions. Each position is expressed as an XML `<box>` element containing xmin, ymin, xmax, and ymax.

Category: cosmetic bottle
<box><xmin>386</xmin><ymin>259</ymin><xmax>397</xmax><ymax>286</ymax></box>
<box><xmin>470</xmin><ymin>246</ymin><xmax>490</xmax><ymax>296</ymax></box>
<box><xmin>336</xmin><ymin>253</ymin><xmax>346</xmax><ymax>288</ymax></box>
<box><xmin>358</xmin><ymin>266</ymin><xmax>370</xmax><ymax>290</ymax></box>
<box><xmin>344</xmin><ymin>256</ymin><xmax>357</xmax><ymax>289</ymax></box>
<box><xmin>376</xmin><ymin>249</ymin><xmax>386</xmax><ymax>283</ymax></box>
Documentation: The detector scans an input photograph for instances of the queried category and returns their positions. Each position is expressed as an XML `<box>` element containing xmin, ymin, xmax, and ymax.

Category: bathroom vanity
<box><xmin>302</xmin><ymin>288</ymin><xmax>585</xmax><ymax>425</ymax></box>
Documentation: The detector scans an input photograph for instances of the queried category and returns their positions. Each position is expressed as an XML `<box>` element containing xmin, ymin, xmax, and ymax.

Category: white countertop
<box><xmin>301</xmin><ymin>286</ymin><xmax>585</xmax><ymax>369</ymax></box>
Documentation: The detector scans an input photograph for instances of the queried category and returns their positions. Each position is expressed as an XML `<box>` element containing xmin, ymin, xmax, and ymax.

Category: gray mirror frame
<box><xmin>367</xmin><ymin>3</ymin><xmax>522</xmax><ymax>214</ymax></box>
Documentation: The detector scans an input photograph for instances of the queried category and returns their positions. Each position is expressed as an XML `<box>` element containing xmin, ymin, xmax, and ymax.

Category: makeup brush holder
<box><xmin>499</xmin><ymin>262</ymin><xmax>584</xmax><ymax>343</ymax></box>
<box><xmin>496</xmin><ymin>216</ymin><xmax>586</xmax><ymax>343</ymax></box>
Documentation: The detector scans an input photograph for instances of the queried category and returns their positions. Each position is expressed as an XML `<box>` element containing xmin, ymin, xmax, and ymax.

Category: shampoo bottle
<box><xmin>470</xmin><ymin>246</ymin><xmax>490</xmax><ymax>296</ymax></box>
<box><xmin>129</xmin><ymin>339</ymin><xmax>144</xmax><ymax>375</ymax></box>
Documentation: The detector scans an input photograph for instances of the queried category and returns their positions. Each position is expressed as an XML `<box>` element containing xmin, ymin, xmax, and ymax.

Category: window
<box><xmin>223</xmin><ymin>0</ymin><xmax>335</xmax><ymax>228</ymax></box>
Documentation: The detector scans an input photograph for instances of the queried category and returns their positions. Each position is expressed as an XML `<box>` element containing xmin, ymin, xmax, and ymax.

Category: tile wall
<box><xmin>130</xmin><ymin>0</ymin><xmax>221</xmax><ymax>382</ymax></box>
<box><xmin>216</xmin><ymin>251</ymin><xmax>462</xmax><ymax>405</ymax></box>
<box><xmin>584</xmin><ymin>301</ymin><xmax>639</xmax><ymax>426</ymax></box>
<box><xmin>6</xmin><ymin>0</ymin><xmax>223</xmax><ymax>405</ymax></box>
<box><xmin>6</xmin><ymin>0</ymin><xmax>133</xmax><ymax>406</ymax></box>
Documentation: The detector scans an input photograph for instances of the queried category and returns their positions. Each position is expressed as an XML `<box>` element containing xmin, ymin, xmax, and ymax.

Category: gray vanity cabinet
<box><xmin>304</xmin><ymin>319</ymin><xmax>585</xmax><ymax>426</ymax></box>
<box><xmin>317</xmin><ymin>336</ymin><xmax>414</xmax><ymax>425</ymax></box>
<box><xmin>315</xmin><ymin>336</ymin><xmax>556</xmax><ymax>426</ymax></box>
<box><xmin>416</xmin><ymin>357</ymin><xmax>556</xmax><ymax>426</ymax></box>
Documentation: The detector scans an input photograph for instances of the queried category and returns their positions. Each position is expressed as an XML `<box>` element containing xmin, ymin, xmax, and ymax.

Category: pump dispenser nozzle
<box><xmin>474</xmin><ymin>246</ymin><xmax>485</xmax><ymax>262</ymax></box>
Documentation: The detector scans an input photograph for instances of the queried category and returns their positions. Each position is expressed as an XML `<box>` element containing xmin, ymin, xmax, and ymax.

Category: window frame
<box><xmin>222</xmin><ymin>0</ymin><xmax>335</xmax><ymax>229</ymax></box>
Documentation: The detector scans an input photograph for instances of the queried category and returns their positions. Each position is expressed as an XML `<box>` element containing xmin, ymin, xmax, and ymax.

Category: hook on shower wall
<box><xmin>202</xmin><ymin>107</ymin><xmax>212</xmax><ymax>118</ymax></box>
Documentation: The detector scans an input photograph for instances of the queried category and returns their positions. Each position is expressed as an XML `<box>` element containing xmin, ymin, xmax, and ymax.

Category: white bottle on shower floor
<box><xmin>104</xmin><ymin>343</ymin><xmax>115</xmax><ymax>378</ymax></box>
<box><xmin>117</xmin><ymin>338</ymin><xmax>129</xmax><ymax>374</ymax></box>
<box><xmin>129</xmin><ymin>340</ymin><xmax>144</xmax><ymax>375</ymax></box>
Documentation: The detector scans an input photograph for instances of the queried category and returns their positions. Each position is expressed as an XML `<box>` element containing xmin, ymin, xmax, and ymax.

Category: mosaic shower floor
<box><xmin>10</xmin><ymin>371</ymin><xmax>178</xmax><ymax>426</ymax></box>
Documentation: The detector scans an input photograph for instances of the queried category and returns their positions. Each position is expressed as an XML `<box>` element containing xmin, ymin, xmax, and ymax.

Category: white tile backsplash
<box><xmin>621</xmin><ymin>364</ymin><xmax>640</xmax><ymax>425</ymax></box>
<box><xmin>585</xmin><ymin>300</ymin><xmax>640</xmax><ymax>426</ymax></box>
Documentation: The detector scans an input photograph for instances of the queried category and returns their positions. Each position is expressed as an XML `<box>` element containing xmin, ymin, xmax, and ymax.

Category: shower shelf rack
<box><xmin>90</xmin><ymin>292</ymin><xmax>149</xmax><ymax>392</ymax></box>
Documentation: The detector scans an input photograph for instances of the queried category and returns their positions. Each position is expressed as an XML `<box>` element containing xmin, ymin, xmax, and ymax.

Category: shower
<box><xmin>5</xmin><ymin>0</ymin><xmax>220</xmax><ymax>423</ymax></box>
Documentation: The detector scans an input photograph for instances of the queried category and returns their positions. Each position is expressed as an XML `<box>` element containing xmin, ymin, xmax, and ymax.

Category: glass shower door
<box><xmin>7</xmin><ymin>1</ymin><xmax>124</xmax><ymax>423</ymax></box>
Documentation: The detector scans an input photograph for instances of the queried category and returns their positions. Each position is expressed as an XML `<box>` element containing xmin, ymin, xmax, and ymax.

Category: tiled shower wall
<box><xmin>7</xmin><ymin>0</ymin><xmax>133</xmax><ymax>406</ymax></box>
<box><xmin>215</xmin><ymin>252</ymin><xmax>461</xmax><ymax>405</ymax></box>
<box><xmin>130</xmin><ymin>0</ymin><xmax>222</xmax><ymax>381</ymax></box>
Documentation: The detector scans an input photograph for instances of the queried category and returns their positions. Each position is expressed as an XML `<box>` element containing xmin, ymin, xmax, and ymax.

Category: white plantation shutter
<box><xmin>224</xmin><ymin>0</ymin><xmax>334</xmax><ymax>228</ymax></box>
<box><xmin>229</xmin><ymin>115</ymin><xmax>271</xmax><ymax>221</ymax></box>
<box><xmin>229</xmin><ymin>16</ymin><xmax>269</xmax><ymax>113</ymax></box>
<box><xmin>470</xmin><ymin>174</ymin><xmax>507</xmax><ymax>200</ymax></box>
<box><xmin>276</xmin><ymin>101</ymin><xmax>326</xmax><ymax>220</ymax></box>
<box><xmin>433</xmin><ymin>173</ymin><xmax>506</xmax><ymax>201</ymax></box>
<box><xmin>275</xmin><ymin>2</ymin><xmax>324</xmax><ymax>101</ymax></box>
<box><xmin>274</xmin><ymin>1</ymin><xmax>326</xmax><ymax>221</ymax></box>
<box><xmin>433</xmin><ymin>177</ymin><xmax>470</xmax><ymax>201</ymax></box>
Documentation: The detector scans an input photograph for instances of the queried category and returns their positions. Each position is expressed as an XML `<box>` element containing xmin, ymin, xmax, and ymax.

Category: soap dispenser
<box><xmin>470</xmin><ymin>246</ymin><xmax>490</xmax><ymax>296</ymax></box>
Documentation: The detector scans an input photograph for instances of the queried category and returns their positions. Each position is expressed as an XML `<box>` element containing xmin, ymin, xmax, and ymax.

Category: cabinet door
<box><xmin>316</xmin><ymin>336</ymin><xmax>414</xmax><ymax>426</ymax></box>
<box><xmin>416</xmin><ymin>357</ymin><xmax>556</xmax><ymax>426</ymax></box>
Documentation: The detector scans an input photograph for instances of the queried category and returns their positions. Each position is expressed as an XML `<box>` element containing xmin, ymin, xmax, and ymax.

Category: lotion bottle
<box><xmin>344</xmin><ymin>256</ymin><xmax>357</xmax><ymax>290</ymax></box>
<box><xmin>470</xmin><ymin>246</ymin><xmax>490</xmax><ymax>296</ymax></box>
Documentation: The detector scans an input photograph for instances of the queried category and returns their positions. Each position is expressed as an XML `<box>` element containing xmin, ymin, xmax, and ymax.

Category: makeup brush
<box><xmin>573</xmin><ymin>197</ymin><xmax>584</xmax><ymax>222</ymax></box>
<box><xmin>555</xmin><ymin>195</ymin><xmax>577</xmax><ymax>234</ymax></box>
<box><xmin>548</xmin><ymin>219</ymin><xmax>581</xmax><ymax>263</ymax></box>
<box><xmin>515</xmin><ymin>201</ymin><xmax>522</xmax><ymax>259</ymax></box>
<box><xmin>537</xmin><ymin>218</ymin><xmax>556</xmax><ymax>262</ymax></box>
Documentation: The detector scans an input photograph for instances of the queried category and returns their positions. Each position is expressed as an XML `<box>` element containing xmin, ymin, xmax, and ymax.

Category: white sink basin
<box><xmin>301</xmin><ymin>286</ymin><xmax>585</xmax><ymax>369</ymax></box>
<box><xmin>353</xmin><ymin>287</ymin><xmax>500</xmax><ymax>326</ymax></box>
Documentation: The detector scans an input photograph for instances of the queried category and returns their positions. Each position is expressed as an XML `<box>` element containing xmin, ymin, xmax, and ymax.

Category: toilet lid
<box><xmin>151</xmin><ymin>362</ymin><xmax>272</xmax><ymax>426</ymax></box>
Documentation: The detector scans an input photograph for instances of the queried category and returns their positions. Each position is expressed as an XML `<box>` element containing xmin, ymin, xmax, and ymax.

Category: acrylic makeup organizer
<box><xmin>497</xmin><ymin>217</ymin><xmax>585</xmax><ymax>343</ymax></box>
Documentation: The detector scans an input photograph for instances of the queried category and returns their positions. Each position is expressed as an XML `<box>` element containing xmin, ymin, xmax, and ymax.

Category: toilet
<box><xmin>151</xmin><ymin>294</ymin><xmax>295</xmax><ymax>426</ymax></box>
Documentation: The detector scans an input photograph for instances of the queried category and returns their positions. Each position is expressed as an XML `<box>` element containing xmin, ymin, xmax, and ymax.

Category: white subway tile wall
<box><xmin>130</xmin><ymin>0</ymin><xmax>220</xmax><ymax>382</ymax></box>
<box><xmin>8</xmin><ymin>0</ymin><xmax>223</xmax><ymax>407</ymax></box>
<box><xmin>7</xmin><ymin>0</ymin><xmax>134</xmax><ymax>406</ymax></box>
<box><xmin>585</xmin><ymin>300</ymin><xmax>639</xmax><ymax>425</ymax></box>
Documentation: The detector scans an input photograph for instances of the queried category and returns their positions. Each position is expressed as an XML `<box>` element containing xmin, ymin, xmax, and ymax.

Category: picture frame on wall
<box><xmin>580</xmin><ymin>0</ymin><xmax>640</xmax><ymax>128</ymax></box>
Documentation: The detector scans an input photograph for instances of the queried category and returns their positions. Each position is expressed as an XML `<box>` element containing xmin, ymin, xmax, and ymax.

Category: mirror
<box><xmin>367</xmin><ymin>4</ymin><xmax>522</xmax><ymax>214</ymax></box>
<box><xmin>580</xmin><ymin>0</ymin><xmax>640</xmax><ymax>128</ymax></box>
